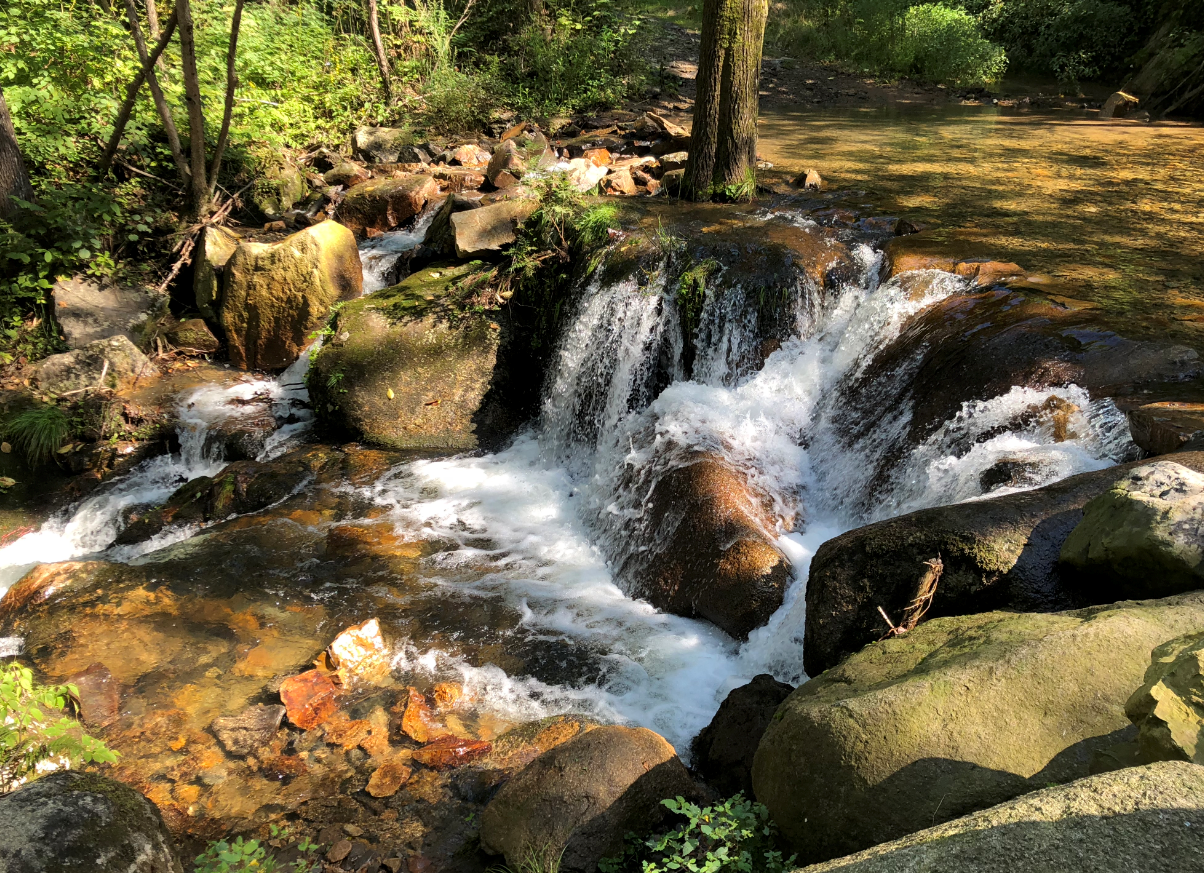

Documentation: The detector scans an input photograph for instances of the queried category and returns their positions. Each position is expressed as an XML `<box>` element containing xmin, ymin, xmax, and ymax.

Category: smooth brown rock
<box><xmin>279</xmin><ymin>670</ymin><xmax>340</xmax><ymax>730</ymax></box>
<box><xmin>67</xmin><ymin>663</ymin><xmax>121</xmax><ymax>727</ymax></box>
<box><xmin>485</xmin><ymin>139</ymin><xmax>525</xmax><ymax>189</ymax></box>
<box><xmin>1128</xmin><ymin>402</ymin><xmax>1204</xmax><ymax>455</ymax></box>
<box><xmin>690</xmin><ymin>673</ymin><xmax>793</xmax><ymax>797</ymax></box>
<box><xmin>211</xmin><ymin>704</ymin><xmax>286</xmax><ymax>756</ymax></box>
<box><xmin>335</xmin><ymin>175</ymin><xmax>440</xmax><ymax>236</ymax></box>
<box><xmin>411</xmin><ymin>736</ymin><xmax>491</xmax><ymax>769</ymax></box>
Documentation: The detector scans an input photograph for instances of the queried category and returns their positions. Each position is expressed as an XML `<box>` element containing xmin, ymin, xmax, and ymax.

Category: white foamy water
<box><xmin>358</xmin><ymin>206</ymin><xmax>442</xmax><ymax>293</ymax></box>
<box><xmin>0</xmin><ymin>357</ymin><xmax>314</xmax><ymax>594</ymax></box>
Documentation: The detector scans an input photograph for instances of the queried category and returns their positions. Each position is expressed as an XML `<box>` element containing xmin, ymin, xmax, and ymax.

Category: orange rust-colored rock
<box><xmin>366</xmin><ymin>758</ymin><xmax>413</xmax><ymax>797</ymax></box>
<box><xmin>412</xmin><ymin>736</ymin><xmax>492</xmax><ymax>769</ymax></box>
<box><xmin>432</xmin><ymin>682</ymin><xmax>463</xmax><ymax>710</ymax></box>
<box><xmin>325</xmin><ymin>523</ymin><xmax>426</xmax><ymax>559</ymax></box>
<box><xmin>400</xmin><ymin>687</ymin><xmax>447</xmax><ymax>743</ymax></box>
<box><xmin>279</xmin><ymin>669</ymin><xmax>340</xmax><ymax>730</ymax></box>
<box><xmin>956</xmin><ymin>259</ymin><xmax>1025</xmax><ymax>286</ymax></box>
<box><xmin>583</xmin><ymin>148</ymin><xmax>612</xmax><ymax>167</ymax></box>
<box><xmin>0</xmin><ymin>561</ymin><xmax>112</xmax><ymax>624</ymax></box>
<box><xmin>323</xmin><ymin>714</ymin><xmax>374</xmax><ymax>750</ymax></box>
<box><xmin>327</xmin><ymin>618</ymin><xmax>390</xmax><ymax>686</ymax></box>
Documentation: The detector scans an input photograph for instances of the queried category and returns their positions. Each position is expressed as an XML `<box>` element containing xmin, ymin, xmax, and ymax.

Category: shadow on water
<box><xmin>757</xmin><ymin>105</ymin><xmax>1204</xmax><ymax>345</ymax></box>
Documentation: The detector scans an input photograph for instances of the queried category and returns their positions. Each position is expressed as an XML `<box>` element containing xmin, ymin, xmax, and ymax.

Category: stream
<box><xmin>0</xmin><ymin>201</ymin><xmax>1137</xmax><ymax>753</ymax></box>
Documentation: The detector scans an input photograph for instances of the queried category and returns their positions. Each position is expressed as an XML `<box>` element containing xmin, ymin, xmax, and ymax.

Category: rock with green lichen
<box><xmin>0</xmin><ymin>770</ymin><xmax>183</xmax><ymax>872</ymax></box>
<box><xmin>1124</xmin><ymin>630</ymin><xmax>1204</xmax><ymax>765</ymax></box>
<box><xmin>796</xmin><ymin>761</ymin><xmax>1204</xmax><ymax>873</ymax></box>
<box><xmin>752</xmin><ymin>592</ymin><xmax>1204</xmax><ymax>864</ymax></box>
<box><xmin>1060</xmin><ymin>460</ymin><xmax>1204</xmax><ymax>597</ymax></box>
<box><xmin>804</xmin><ymin>452</ymin><xmax>1204</xmax><ymax>676</ymax></box>
<box><xmin>308</xmin><ymin>262</ymin><xmax>524</xmax><ymax>450</ymax></box>
<box><xmin>193</xmin><ymin>225</ymin><xmax>241</xmax><ymax>323</ymax></box>
<box><xmin>220</xmin><ymin>221</ymin><xmax>362</xmax><ymax>371</ymax></box>
<box><xmin>35</xmin><ymin>335</ymin><xmax>158</xmax><ymax>394</ymax></box>
<box><xmin>248</xmin><ymin>159</ymin><xmax>307</xmax><ymax>222</ymax></box>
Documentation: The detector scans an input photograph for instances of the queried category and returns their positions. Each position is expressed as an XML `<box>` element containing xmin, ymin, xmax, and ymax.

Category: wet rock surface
<box><xmin>804</xmin><ymin>451</ymin><xmax>1204</xmax><ymax>676</ymax></box>
<box><xmin>754</xmin><ymin>593</ymin><xmax>1204</xmax><ymax>864</ymax></box>
<box><xmin>336</xmin><ymin>176</ymin><xmax>441</xmax><ymax>237</ymax></box>
<box><xmin>797</xmin><ymin>762</ymin><xmax>1204</xmax><ymax>873</ymax></box>
<box><xmin>0</xmin><ymin>770</ymin><xmax>183</xmax><ymax>873</ymax></box>
<box><xmin>690</xmin><ymin>673</ymin><xmax>793</xmax><ymax>797</ymax></box>
<box><xmin>1127</xmin><ymin>402</ymin><xmax>1204</xmax><ymax>455</ymax></box>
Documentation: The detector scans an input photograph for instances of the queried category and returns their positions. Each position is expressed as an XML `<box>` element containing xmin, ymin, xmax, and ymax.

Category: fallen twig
<box><xmin>879</xmin><ymin>555</ymin><xmax>943</xmax><ymax>638</ymax></box>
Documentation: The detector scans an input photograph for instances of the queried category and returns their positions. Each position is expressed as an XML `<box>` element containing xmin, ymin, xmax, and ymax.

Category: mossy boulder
<box><xmin>804</xmin><ymin>452</ymin><xmax>1204</xmax><ymax>676</ymax></box>
<box><xmin>479</xmin><ymin>726</ymin><xmax>701</xmax><ymax>873</ymax></box>
<box><xmin>248</xmin><ymin>160</ymin><xmax>307</xmax><ymax>222</ymax></box>
<box><xmin>308</xmin><ymin>262</ymin><xmax>523</xmax><ymax>450</ymax></box>
<box><xmin>36</xmin><ymin>335</ymin><xmax>158</xmax><ymax>394</ymax></box>
<box><xmin>334</xmin><ymin>175</ymin><xmax>440</xmax><ymax>237</ymax></box>
<box><xmin>752</xmin><ymin>592</ymin><xmax>1204</xmax><ymax>864</ymax></box>
<box><xmin>797</xmin><ymin>761</ymin><xmax>1204</xmax><ymax>873</ymax></box>
<box><xmin>221</xmin><ymin>221</ymin><xmax>362</xmax><ymax>371</ymax></box>
<box><xmin>1060</xmin><ymin>460</ymin><xmax>1204</xmax><ymax>597</ymax></box>
<box><xmin>194</xmin><ymin>225</ymin><xmax>241</xmax><ymax>323</ymax></box>
<box><xmin>1124</xmin><ymin>630</ymin><xmax>1204</xmax><ymax>765</ymax></box>
<box><xmin>0</xmin><ymin>770</ymin><xmax>183</xmax><ymax>872</ymax></box>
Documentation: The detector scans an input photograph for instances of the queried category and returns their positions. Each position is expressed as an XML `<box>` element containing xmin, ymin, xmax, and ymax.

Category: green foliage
<box><xmin>768</xmin><ymin>0</ymin><xmax>1006</xmax><ymax>85</ymax></box>
<box><xmin>2</xmin><ymin>406</ymin><xmax>70</xmax><ymax>467</ymax></box>
<box><xmin>489</xmin><ymin>844</ymin><xmax>566</xmax><ymax>873</ymax></box>
<box><xmin>676</xmin><ymin>259</ymin><xmax>718</xmax><ymax>339</ymax></box>
<box><xmin>0</xmin><ymin>661</ymin><xmax>119</xmax><ymax>795</ymax></box>
<box><xmin>194</xmin><ymin>826</ymin><xmax>320</xmax><ymax>873</ymax></box>
<box><xmin>599</xmin><ymin>794</ymin><xmax>795</xmax><ymax>873</ymax></box>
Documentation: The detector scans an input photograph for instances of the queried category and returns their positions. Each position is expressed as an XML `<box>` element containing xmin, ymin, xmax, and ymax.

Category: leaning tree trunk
<box><xmin>682</xmin><ymin>0</ymin><xmax>768</xmax><ymax>201</ymax></box>
<box><xmin>175</xmin><ymin>0</ymin><xmax>210</xmax><ymax>215</ymax></box>
<box><xmin>0</xmin><ymin>90</ymin><xmax>35</xmax><ymax>221</ymax></box>
<box><xmin>365</xmin><ymin>0</ymin><xmax>393</xmax><ymax>102</ymax></box>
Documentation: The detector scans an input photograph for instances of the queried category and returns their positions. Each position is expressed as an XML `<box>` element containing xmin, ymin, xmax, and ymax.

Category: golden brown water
<box><xmin>758</xmin><ymin>105</ymin><xmax>1204</xmax><ymax>342</ymax></box>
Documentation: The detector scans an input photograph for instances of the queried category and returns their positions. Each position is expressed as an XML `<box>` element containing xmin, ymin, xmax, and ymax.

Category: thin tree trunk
<box><xmin>97</xmin><ymin>9</ymin><xmax>180</xmax><ymax>180</ymax></box>
<box><xmin>175</xmin><ymin>0</ymin><xmax>210</xmax><ymax>214</ymax></box>
<box><xmin>682</xmin><ymin>0</ymin><xmax>768</xmax><ymax>201</ymax></box>
<box><xmin>208</xmin><ymin>0</ymin><xmax>246</xmax><ymax>196</ymax></box>
<box><xmin>145</xmin><ymin>0</ymin><xmax>166</xmax><ymax>72</ymax></box>
<box><xmin>365</xmin><ymin>0</ymin><xmax>393</xmax><ymax>101</ymax></box>
<box><xmin>0</xmin><ymin>90</ymin><xmax>35</xmax><ymax>221</ymax></box>
<box><xmin>123</xmin><ymin>0</ymin><xmax>188</xmax><ymax>186</ymax></box>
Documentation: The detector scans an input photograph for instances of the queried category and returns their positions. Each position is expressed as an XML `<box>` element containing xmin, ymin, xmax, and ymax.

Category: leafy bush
<box><xmin>599</xmin><ymin>794</ymin><xmax>795</xmax><ymax>873</ymax></box>
<box><xmin>0</xmin><ymin>661</ymin><xmax>119</xmax><ymax>794</ymax></box>
<box><xmin>420</xmin><ymin>65</ymin><xmax>500</xmax><ymax>134</ymax></box>
<box><xmin>2</xmin><ymin>406</ymin><xmax>70</xmax><ymax>466</ymax></box>
<box><xmin>194</xmin><ymin>827</ymin><xmax>320</xmax><ymax>873</ymax></box>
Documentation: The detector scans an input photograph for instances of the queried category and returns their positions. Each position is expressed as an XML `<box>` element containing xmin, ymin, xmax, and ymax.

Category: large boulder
<box><xmin>308</xmin><ymin>263</ymin><xmax>522</xmax><ymax>450</ymax></box>
<box><xmin>335</xmin><ymin>175</ymin><xmax>441</xmax><ymax>237</ymax></box>
<box><xmin>1125</xmin><ymin>630</ymin><xmax>1204</xmax><ymax>764</ymax></box>
<box><xmin>620</xmin><ymin>454</ymin><xmax>792</xmax><ymax>640</ymax></box>
<box><xmin>0</xmin><ymin>770</ymin><xmax>183</xmax><ymax>872</ymax></box>
<box><xmin>51</xmin><ymin>275</ymin><xmax>162</xmax><ymax>350</ymax></box>
<box><xmin>353</xmin><ymin>127</ymin><xmax>428</xmax><ymax>164</ymax></box>
<box><xmin>194</xmin><ymin>225</ymin><xmax>241</xmax><ymax>323</ymax></box>
<box><xmin>1060</xmin><ymin>461</ymin><xmax>1204</xmax><ymax>598</ymax></box>
<box><xmin>752</xmin><ymin>592</ymin><xmax>1204</xmax><ymax>864</ymax></box>
<box><xmin>248</xmin><ymin>159</ymin><xmax>306</xmax><ymax>222</ymax></box>
<box><xmin>36</xmin><ymin>335</ymin><xmax>158</xmax><ymax>394</ymax></box>
<box><xmin>1128</xmin><ymin>401</ymin><xmax>1204</xmax><ymax>455</ymax></box>
<box><xmin>450</xmin><ymin>198</ymin><xmax>538</xmax><ymax>259</ymax></box>
<box><xmin>479</xmin><ymin>725</ymin><xmax>700</xmax><ymax>873</ymax></box>
<box><xmin>690</xmin><ymin>673</ymin><xmax>793</xmax><ymax>797</ymax></box>
<box><xmin>220</xmin><ymin>221</ymin><xmax>362</xmax><ymax>371</ymax></box>
<box><xmin>804</xmin><ymin>452</ymin><xmax>1204</xmax><ymax>676</ymax></box>
<box><xmin>797</xmin><ymin>762</ymin><xmax>1204</xmax><ymax>873</ymax></box>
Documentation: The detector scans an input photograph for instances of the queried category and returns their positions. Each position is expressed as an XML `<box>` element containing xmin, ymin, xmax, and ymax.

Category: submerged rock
<box><xmin>1060</xmin><ymin>461</ymin><xmax>1204</xmax><ymax>597</ymax></box>
<box><xmin>36</xmin><ymin>335</ymin><xmax>158</xmax><ymax>394</ymax></box>
<box><xmin>221</xmin><ymin>221</ymin><xmax>362</xmax><ymax>370</ymax></box>
<box><xmin>0</xmin><ymin>770</ymin><xmax>183</xmax><ymax>872</ymax></box>
<box><xmin>211</xmin><ymin>704</ymin><xmax>286</xmax><ymax>756</ymax></box>
<box><xmin>308</xmin><ymin>262</ymin><xmax>524</xmax><ymax>450</ymax></box>
<box><xmin>797</xmin><ymin>762</ymin><xmax>1204</xmax><ymax>873</ymax></box>
<box><xmin>753</xmin><ymin>592</ymin><xmax>1204</xmax><ymax>863</ymax></box>
<box><xmin>690</xmin><ymin>673</ymin><xmax>793</xmax><ymax>797</ymax></box>
<box><xmin>335</xmin><ymin>175</ymin><xmax>440</xmax><ymax>237</ymax></box>
<box><xmin>1125</xmin><ymin>630</ymin><xmax>1204</xmax><ymax>765</ymax></box>
<box><xmin>804</xmin><ymin>452</ymin><xmax>1204</xmax><ymax>676</ymax></box>
<box><xmin>479</xmin><ymin>725</ymin><xmax>700</xmax><ymax>873</ymax></box>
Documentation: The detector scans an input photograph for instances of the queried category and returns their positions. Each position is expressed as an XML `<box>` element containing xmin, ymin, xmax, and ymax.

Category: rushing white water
<box><xmin>0</xmin><ymin>356</ymin><xmax>314</xmax><ymax>593</ymax></box>
<box><xmin>358</xmin><ymin>205</ymin><xmax>442</xmax><ymax>293</ymax></box>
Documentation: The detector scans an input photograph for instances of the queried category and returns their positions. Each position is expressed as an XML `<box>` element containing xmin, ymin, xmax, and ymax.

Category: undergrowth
<box><xmin>2</xmin><ymin>406</ymin><xmax>70</xmax><ymax>467</ymax></box>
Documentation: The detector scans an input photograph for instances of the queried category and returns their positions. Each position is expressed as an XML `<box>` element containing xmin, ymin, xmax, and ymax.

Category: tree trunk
<box><xmin>122</xmin><ymin>0</ymin><xmax>188</xmax><ymax>185</ymax></box>
<box><xmin>145</xmin><ymin>0</ymin><xmax>166</xmax><ymax>72</ymax></box>
<box><xmin>209</xmin><ymin>0</ymin><xmax>246</xmax><ymax>196</ymax></box>
<box><xmin>682</xmin><ymin>0</ymin><xmax>768</xmax><ymax>201</ymax></box>
<box><xmin>365</xmin><ymin>0</ymin><xmax>393</xmax><ymax>102</ymax></box>
<box><xmin>0</xmin><ymin>90</ymin><xmax>35</xmax><ymax>222</ymax></box>
<box><xmin>175</xmin><ymin>0</ymin><xmax>210</xmax><ymax>214</ymax></box>
<box><xmin>96</xmin><ymin>9</ymin><xmax>179</xmax><ymax>181</ymax></box>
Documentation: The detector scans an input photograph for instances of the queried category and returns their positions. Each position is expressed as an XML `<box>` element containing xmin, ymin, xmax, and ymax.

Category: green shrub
<box><xmin>420</xmin><ymin>65</ymin><xmax>500</xmax><ymax>134</ymax></box>
<box><xmin>2</xmin><ymin>406</ymin><xmax>70</xmax><ymax>466</ymax></box>
<box><xmin>194</xmin><ymin>826</ymin><xmax>320</xmax><ymax>873</ymax></box>
<box><xmin>904</xmin><ymin>4</ymin><xmax>1008</xmax><ymax>85</ymax></box>
<box><xmin>600</xmin><ymin>794</ymin><xmax>795</xmax><ymax>873</ymax></box>
<box><xmin>0</xmin><ymin>661</ymin><xmax>119</xmax><ymax>794</ymax></box>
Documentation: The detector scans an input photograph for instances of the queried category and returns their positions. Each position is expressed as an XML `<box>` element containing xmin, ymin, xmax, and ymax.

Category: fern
<box><xmin>3</xmin><ymin>406</ymin><xmax>70</xmax><ymax>466</ymax></box>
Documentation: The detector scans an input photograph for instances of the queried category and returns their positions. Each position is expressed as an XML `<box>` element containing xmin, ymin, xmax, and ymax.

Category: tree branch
<box><xmin>96</xmin><ymin>8</ymin><xmax>179</xmax><ymax>180</ymax></box>
<box><xmin>208</xmin><ymin>0</ymin><xmax>246</xmax><ymax>196</ymax></box>
<box><xmin>121</xmin><ymin>0</ymin><xmax>189</xmax><ymax>186</ymax></box>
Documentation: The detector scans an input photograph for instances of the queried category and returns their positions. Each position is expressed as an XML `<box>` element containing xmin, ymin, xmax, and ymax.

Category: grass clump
<box><xmin>600</xmin><ymin>793</ymin><xmax>795</xmax><ymax>873</ymax></box>
<box><xmin>2</xmin><ymin>406</ymin><xmax>70</xmax><ymax>467</ymax></box>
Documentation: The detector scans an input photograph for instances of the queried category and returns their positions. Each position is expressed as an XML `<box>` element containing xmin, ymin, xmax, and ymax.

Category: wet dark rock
<box><xmin>480</xmin><ymin>726</ymin><xmax>701</xmax><ymax>873</ymax></box>
<box><xmin>167</xmin><ymin>318</ymin><xmax>220</xmax><ymax>354</ymax></box>
<box><xmin>67</xmin><ymin>662</ymin><xmax>121</xmax><ymax>727</ymax></box>
<box><xmin>0</xmin><ymin>770</ymin><xmax>183</xmax><ymax>872</ymax></box>
<box><xmin>690</xmin><ymin>673</ymin><xmax>793</xmax><ymax>796</ymax></box>
<box><xmin>621</xmin><ymin>454</ymin><xmax>791</xmax><ymax>640</ymax></box>
<box><xmin>211</xmin><ymin>704</ymin><xmax>286</xmax><ymax>756</ymax></box>
<box><xmin>754</xmin><ymin>593</ymin><xmax>1204</xmax><ymax>864</ymax></box>
<box><xmin>1128</xmin><ymin>401</ymin><xmax>1204</xmax><ymax>455</ymax></box>
<box><xmin>804</xmin><ymin>452</ymin><xmax>1204</xmax><ymax>676</ymax></box>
